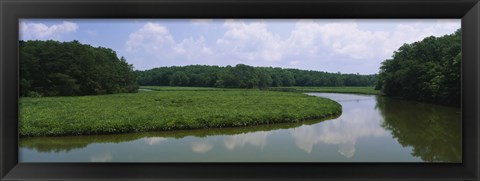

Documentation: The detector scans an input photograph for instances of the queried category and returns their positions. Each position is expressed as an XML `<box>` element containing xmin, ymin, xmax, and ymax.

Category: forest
<box><xmin>19</xmin><ymin>40</ymin><xmax>138</xmax><ymax>97</ymax></box>
<box><xmin>375</xmin><ymin>29</ymin><xmax>461</xmax><ymax>107</ymax></box>
<box><xmin>20</xmin><ymin>28</ymin><xmax>462</xmax><ymax>108</ymax></box>
<box><xmin>136</xmin><ymin>64</ymin><xmax>377</xmax><ymax>88</ymax></box>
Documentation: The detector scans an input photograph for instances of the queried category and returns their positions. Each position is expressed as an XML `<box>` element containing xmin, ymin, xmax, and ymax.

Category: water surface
<box><xmin>19</xmin><ymin>93</ymin><xmax>461</xmax><ymax>162</ymax></box>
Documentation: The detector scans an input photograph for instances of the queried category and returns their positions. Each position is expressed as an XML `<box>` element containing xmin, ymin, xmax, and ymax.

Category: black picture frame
<box><xmin>1</xmin><ymin>0</ymin><xmax>479</xmax><ymax>180</ymax></box>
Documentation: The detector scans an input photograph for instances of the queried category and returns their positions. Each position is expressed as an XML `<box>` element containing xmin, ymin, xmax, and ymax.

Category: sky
<box><xmin>19</xmin><ymin>19</ymin><xmax>460</xmax><ymax>74</ymax></box>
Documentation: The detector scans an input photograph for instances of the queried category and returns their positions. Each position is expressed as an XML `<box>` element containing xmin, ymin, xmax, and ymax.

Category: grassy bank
<box><xmin>20</xmin><ymin>89</ymin><xmax>341</xmax><ymax>137</ymax></box>
<box><xmin>269</xmin><ymin>86</ymin><xmax>379</xmax><ymax>95</ymax></box>
<box><xmin>20</xmin><ymin>116</ymin><xmax>339</xmax><ymax>153</ymax></box>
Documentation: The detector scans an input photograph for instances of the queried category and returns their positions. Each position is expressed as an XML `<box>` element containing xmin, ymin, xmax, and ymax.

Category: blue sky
<box><xmin>19</xmin><ymin>19</ymin><xmax>460</xmax><ymax>74</ymax></box>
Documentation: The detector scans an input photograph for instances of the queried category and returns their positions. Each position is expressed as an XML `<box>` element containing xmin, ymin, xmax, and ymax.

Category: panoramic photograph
<box><xmin>18</xmin><ymin>19</ymin><xmax>461</xmax><ymax>162</ymax></box>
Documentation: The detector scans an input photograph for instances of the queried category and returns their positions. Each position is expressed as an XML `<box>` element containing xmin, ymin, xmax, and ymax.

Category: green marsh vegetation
<box><xmin>139</xmin><ymin>86</ymin><xmax>240</xmax><ymax>91</ymax></box>
<box><xmin>20</xmin><ymin>90</ymin><xmax>341</xmax><ymax>137</ymax></box>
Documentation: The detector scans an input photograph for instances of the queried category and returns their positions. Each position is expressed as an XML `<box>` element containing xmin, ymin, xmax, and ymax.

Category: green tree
<box><xmin>170</xmin><ymin>72</ymin><xmax>190</xmax><ymax>86</ymax></box>
<box><xmin>19</xmin><ymin>40</ymin><xmax>139</xmax><ymax>97</ymax></box>
<box><xmin>137</xmin><ymin>64</ymin><xmax>377</xmax><ymax>89</ymax></box>
<box><xmin>376</xmin><ymin>29</ymin><xmax>461</xmax><ymax>107</ymax></box>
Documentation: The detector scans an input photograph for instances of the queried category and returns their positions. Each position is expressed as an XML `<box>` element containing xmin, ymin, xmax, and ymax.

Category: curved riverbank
<box><xmin>20</xmin><ymin>92</ymin><xmax>461</xmax><ymax>162</ymax></box>
<box><xmin>19</xmin><ymin>90</ymin><xmax>342</xmax><ymax>137</ymax></box>
<box><xmin>268</xmin><ymin>86</ymin><xmax>379</xmax><ymax>95</ymax></box>
<box><xmin>20</xmin><ymin>116</ymin><xmax>340</xmax><ymax>153</ymax></box>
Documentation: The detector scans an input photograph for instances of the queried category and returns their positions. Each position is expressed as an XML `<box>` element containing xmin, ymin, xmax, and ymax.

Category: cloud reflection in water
<box><xmin>223</xmin><ymin>131</ymin><xmax>270</xmax><ymax>150</ymax></box>
<box><xmin>191</xmin><ymin>141</ymin><xmax>214</xmax><ymax>153</ymax></box>
<box><xmin>290</xmin><ymin>95</ymin><xmax>387</xmax><ymax>158</ymax></box>
<box><xmin>90</xmin><ymin>152</ymin><xmax>113</xmax><ymax>162</ymax></box>
<box><xmin>144</xmin><ymin>137</ymin><xmax>168</xmax><ymax>145</ymax></box>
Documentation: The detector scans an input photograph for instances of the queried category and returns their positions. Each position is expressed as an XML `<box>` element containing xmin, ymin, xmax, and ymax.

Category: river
<box><xmin>19</xmin><ymin>93</ymin><xmax>461</xmax><ymax>162</ymax></box>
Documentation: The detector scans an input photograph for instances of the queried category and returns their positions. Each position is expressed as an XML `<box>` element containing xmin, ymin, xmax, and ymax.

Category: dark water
<box><xmin>19</xmin><ymin>93</ymin><xmax>461</xmax><ymax>162</ymax></box>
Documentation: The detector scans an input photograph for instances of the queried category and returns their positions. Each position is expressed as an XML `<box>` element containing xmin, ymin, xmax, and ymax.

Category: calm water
<box><xmin>19</xmin><ymin>93</ymin><xmax>461</xmax><ymax>162</ymax></box>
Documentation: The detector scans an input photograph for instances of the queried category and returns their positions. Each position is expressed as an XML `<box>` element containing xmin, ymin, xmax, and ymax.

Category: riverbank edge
<box><xmin>20</xmin><ymin>109</ymin><xmax>342</xmax><ymax>138</ymax></box>
<box><xmin>20</xmin><ymin>114</ymin><xmax>343</xmax><ymax>152</ymax></box>
<box><xmin>267</xmin><ymin>87</ymin><xmax>380</xmax><ymax>95</ymax></box>
<box><xmin>140</xmin><ymin>86</ymin><xmax>380</xmax><ymax>95</ymax></box>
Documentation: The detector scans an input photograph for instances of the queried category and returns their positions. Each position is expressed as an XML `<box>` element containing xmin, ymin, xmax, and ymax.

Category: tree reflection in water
<box><xmin>375</xmin><ymin>96</ymin><xmax>461</xmax><ymax>162</ymax></box>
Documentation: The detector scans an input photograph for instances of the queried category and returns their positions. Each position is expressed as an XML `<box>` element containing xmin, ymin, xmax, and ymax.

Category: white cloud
<box><xmin>216</xmin><ymin>20</ymin><xmax>283</xmax><ymax>62</ymax></box>
<box><xmin>215</xmin><ymin>20</ymin><xmax>389</xmax><ymax>66</ymax></box>
<box><xmin>285</xmin><ymin>19</ymin><xmax>460</xmax><ymax>62</ymax></box>
<box><xmin>191</xmin><ymin>19</ymin><xmax>212</xmax><ymax>26</ymax></box>
<box><xmin>125</xmin><ymin>22</ymin><xmax>214</xmax><ymax>68</ymax></box>
<box><xmin>309</xmin><ymin>21</ymin><xmax>389</xmax><ymax>59</ymax></box>
<box><xmin>86</xmin><ymin>30</ymin><xmax>97</xmax><ymax>36</ymax></box>
<box><xmin>175</xmin><ymin>36</ymin><xmax>213</xmax><ymax>59</ymax></box>
<box><xmin>215</xmin><ymin>19</ymin><xmax>460</xmax><ymax>69</ymax></box>
<box><xmin>20</xmin><ymin>21</ymin><xmax>78</xmax><ymax>40</ymax></box>
<box><xmin>125</xmin><ymin>19</ymin><xmax>460</xmax><ymax>73</ymax></box>
<box><xmin>384</xmin><ymin>20</ymin><xmax>461</xmax><ymax>58</ymax></box>
<box><xmin>126</xmin><ymin>22</ymin><xmax>176</xmax><ymax>53</ymax></box>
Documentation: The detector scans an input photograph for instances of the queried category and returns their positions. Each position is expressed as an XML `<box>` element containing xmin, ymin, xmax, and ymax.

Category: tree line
<box><xmin>20</xmin><ymin>40</ymin><xmax>138</xmax><ymax>97</ymax></box>
<box><xmin>136</xmin><ymin>64</ymin><xmax>377</xmax><ymax>88</ymax></box>
<box><xmin>375</xmin><ymin>29</ymin><xmax>461</xmax><ymax>107</ymax></box>
<box><xmin>22</xmin><ymin>31</ymin><xmax>461</xmax><ymax>107</ymax></box>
